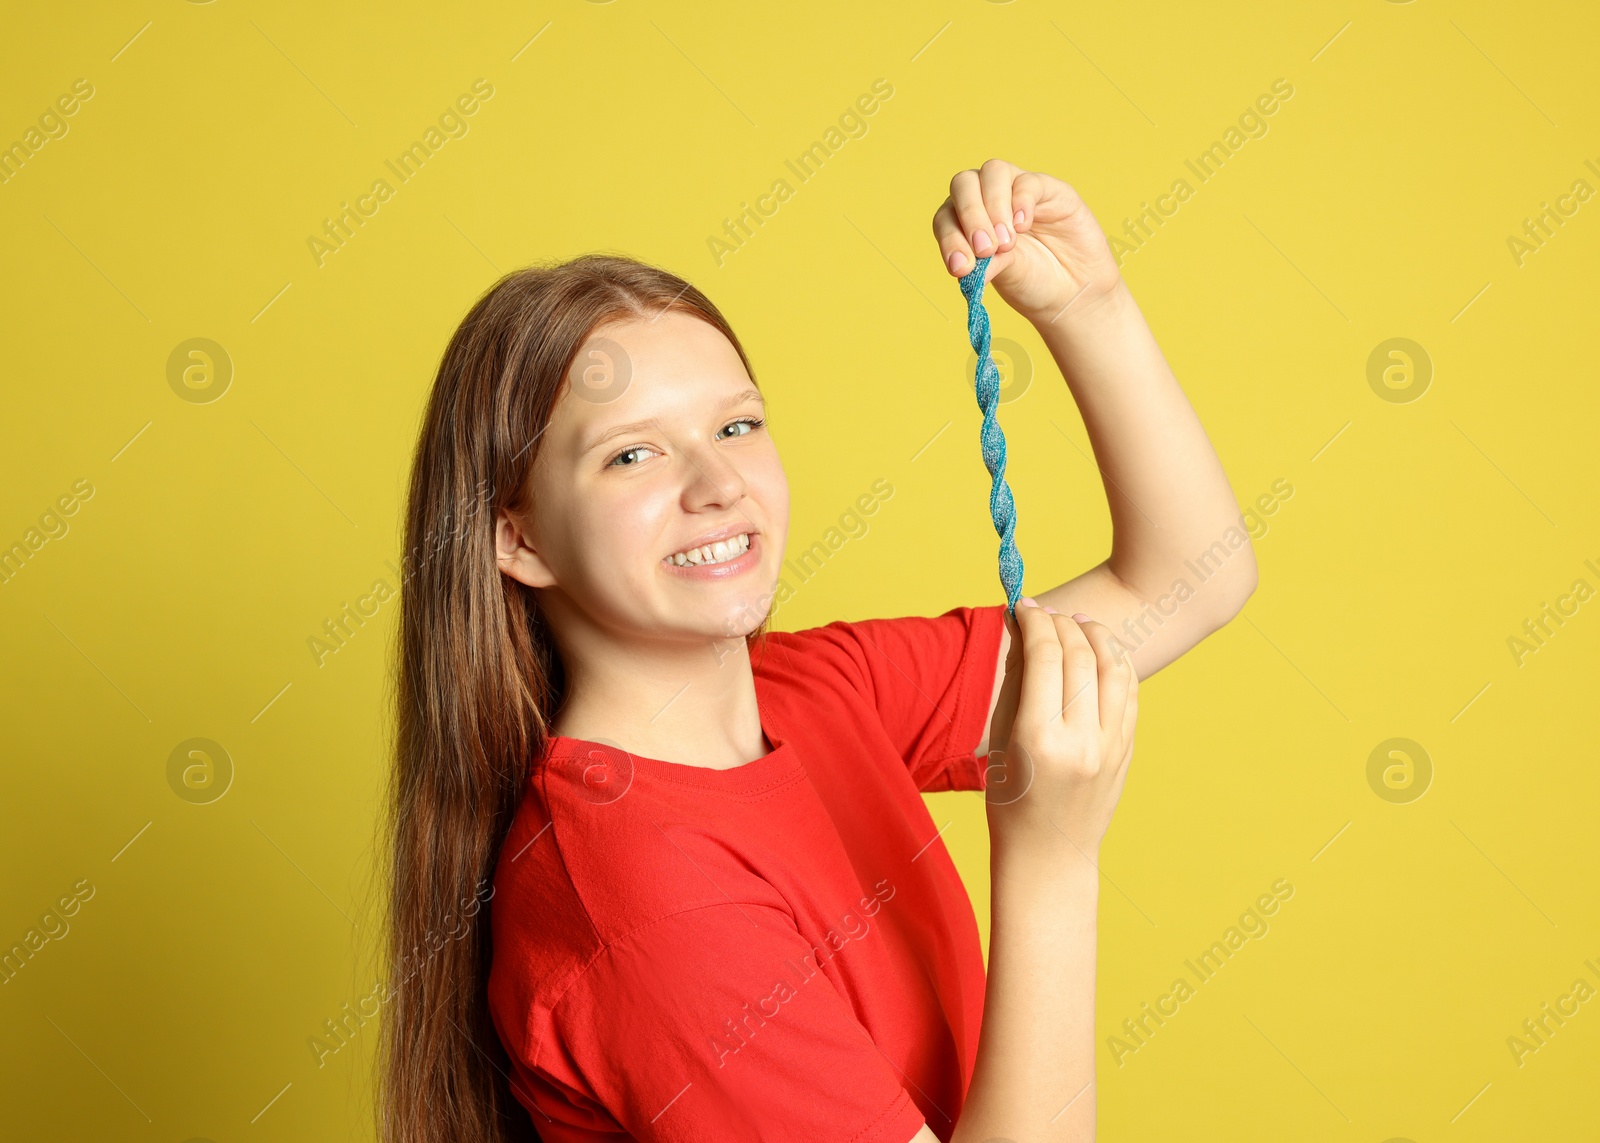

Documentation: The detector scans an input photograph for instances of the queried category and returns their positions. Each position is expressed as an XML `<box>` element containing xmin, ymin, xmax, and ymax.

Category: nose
<box><xmin>677</xmin><ymin>435</ymin><xmax>749</xmax><ymax>513</ymax></box>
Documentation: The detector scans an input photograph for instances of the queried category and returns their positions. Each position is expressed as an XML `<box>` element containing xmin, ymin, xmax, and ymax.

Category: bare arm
<box><xmin>910</xmin><ymin>601</ymin><xmax>1134</xmax><ymax>1142</ymax></box>
<box><xmin>1026</xmin><ymin>274</ymin><xmax>1257</xmax><ymax>679</ymax></box>
<box><xmin>932</xmin><ymin>161</ymin><xmax>1257</xmax><ymax>766</ymax></box>
<box><xmin>904</xmin><ymin>842</ymin><xmax>1098</xmax><ymax>1143</ymax></box>
<box><xmin>900</xmin><ymin>160</ymin><xmax>1228</xmax><ymax>1142</ymax></box>
<box><xmin>973</xmin><ymin>277</ymin><xmax>1257</xmax><ymax>757</ymax></box>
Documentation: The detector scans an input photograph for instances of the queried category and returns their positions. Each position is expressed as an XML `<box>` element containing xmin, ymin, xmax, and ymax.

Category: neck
<box><xmin>551</xmin><ymin>628</ymin><xmax>770</xmax><ymax>770</ymax></box>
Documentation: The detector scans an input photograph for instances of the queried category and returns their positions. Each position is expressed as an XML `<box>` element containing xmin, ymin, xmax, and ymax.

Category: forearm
<box><xmin>952</xmin><ymin>836</ymin><xmax>1100</xmax><ymax>1143</ymax></box>
<box><xmin>1034</xmin><ymin>278</ymin><xmax>1256</xmax><ymax>622</ymax></box>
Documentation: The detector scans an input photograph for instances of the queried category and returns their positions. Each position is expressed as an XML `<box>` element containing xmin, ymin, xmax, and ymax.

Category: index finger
<box><xmin>1012</xmin><ymin>599</ymin><xmax>1065</xmax><ymax>735</ymax></box>
<box><xmin>1075</xmin><ymin>614</ymin><xmax>1132</xmax><ymax>733</ymax></box>
<box><xmin>975</xmin><ymin>158</ymin><xmax>1019</xmax><ymax>252</ymax></box>
<box><xmin>1052</xmin><ymin>606</ymin><xmax>1101</xmax><ymax>740</ymax></box>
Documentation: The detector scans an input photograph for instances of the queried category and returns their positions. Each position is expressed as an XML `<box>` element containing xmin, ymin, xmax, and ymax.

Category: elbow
<box><xmin>1209</xmin><ymin>540</ymin><xmax>1258</xmax><ymax>629</ymax></box>
<box><xmin>1180</xmin><ymin>538</ymin><xmax>1258</xmax><ymax>641</ymax></box>
<box><xmin>1233</xmin><ymin>542</ymin><xmax>1259</xmax><ymax>612</ymax></box>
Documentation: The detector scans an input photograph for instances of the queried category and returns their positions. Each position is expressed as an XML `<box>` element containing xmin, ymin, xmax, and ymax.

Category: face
<box><xmin>497</xmin><ymin>312</ymin><xmax>789</xmax><ymax>643</ymax></box>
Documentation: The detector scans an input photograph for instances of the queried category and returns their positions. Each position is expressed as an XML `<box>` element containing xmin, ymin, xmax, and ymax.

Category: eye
<box><xmin>603</xmin><ymin>417</ymin><xmax>764</xmax><ymax>469</ymax></box>
<box><xmin>605</xmin><ymin>443</ymin><xmax>659</xmax><ymax>469</ymax></box>
<box><xmin>719</xmin><ymin>416</ymin><xmax>765</xmax><ymax>440</ymax></box>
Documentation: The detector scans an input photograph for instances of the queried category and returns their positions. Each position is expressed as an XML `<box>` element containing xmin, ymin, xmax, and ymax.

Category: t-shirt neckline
<box><xmin>545</xmin><ymin>691</ymin><xmax>803</xmax><ymax>794</ymax></box>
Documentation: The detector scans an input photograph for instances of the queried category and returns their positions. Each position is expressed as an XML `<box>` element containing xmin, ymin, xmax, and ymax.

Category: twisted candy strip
<box><xmin>958</xmin><ymin>255</ymin><xmax>1025</xmax><ymax>617</ymax></box>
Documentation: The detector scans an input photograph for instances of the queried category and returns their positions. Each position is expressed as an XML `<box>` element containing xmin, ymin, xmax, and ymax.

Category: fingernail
<box><xmin>947</xmin><ymin>250</ymin><xmax>969</xmax><ymax>274</ymax></box>
<box><xmin>1014</xmin><ymin>209</ymin><xmax>1025</xmax><ymax>225</ymax></box>
<box><xmin>1072</xmin><ymin>612</ymin><xmax>1091</xmax><ymax>622</ymax></box>
<box><xmin>1043</xmin><ymin>605</ymin><xmax>1060</xmax><ymax>614</ymax></box>
<box><xmin>973</xmin><ymin>230</ymin><xmax>993</xmax><ymax>254</ymax></box>
<box><xmin>996</xmin><ymin>223</ymin><xmax>1011</xmax><ymax>245</ymax></box>
<box><xmin>1019</xmin><ymin>596</ymin><xmax>1038</xmax><ymax>607</ymax></box>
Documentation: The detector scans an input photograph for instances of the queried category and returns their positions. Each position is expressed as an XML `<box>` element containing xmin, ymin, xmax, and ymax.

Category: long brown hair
<box><xmin>378</xmin><ymin>253</ymin><xmax>769</xmax><ymax>1142</ymax></box>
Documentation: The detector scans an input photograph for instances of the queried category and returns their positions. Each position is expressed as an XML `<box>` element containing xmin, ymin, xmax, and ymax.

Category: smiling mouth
<box><xmin>664</xmin><ymin>532</ymin><xmax>753</xmax><ymax>568</ymax></box>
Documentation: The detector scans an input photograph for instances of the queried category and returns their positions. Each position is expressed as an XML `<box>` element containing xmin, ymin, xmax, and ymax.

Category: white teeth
<box><xmin>669</xmin><ymin>533</ymin><xmax>751</xmax><ymax>566</ymax></box>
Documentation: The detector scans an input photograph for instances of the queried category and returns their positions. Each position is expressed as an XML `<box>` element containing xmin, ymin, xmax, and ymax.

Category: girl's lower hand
<box><xmin>931</xmin><ymin>159</ymin><xmax>1123</xmax><ymax>326</ymax></box>
<box><xmin>985</xmin><ymin>599</ymin><xmax>1138</xmax><ymax>861</ymax></box>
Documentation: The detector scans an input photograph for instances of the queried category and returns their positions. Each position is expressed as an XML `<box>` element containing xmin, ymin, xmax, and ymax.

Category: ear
<box><xmin>495</xmin><ymin>508</ymin><xmax>558</xmax><ymax>589</ymax></box>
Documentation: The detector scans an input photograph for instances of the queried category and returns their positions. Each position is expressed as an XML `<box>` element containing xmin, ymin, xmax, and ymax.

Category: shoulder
<box><xmin>486</xmin><ymin>760</ymin><xmax>602</xmax><ymax>1056</ymax></box>
<box><xmin>490</xmin><ymin>743</ymin><xmax>729</xmax><ymax>943</ymax></box>
<box><xmin>751</xmin><ymin>618</ymin><xmax>871</xmax><ymax>694</ymax></box>
<box><xmin>755</xmin><ymin>604</ymin><xmax>1005</xmax><ymax>703</ymax></box>
<box><xmin>486</xmin><ymin>744</ymin><xmax>791</xmax><ymax>1047</ymax></box>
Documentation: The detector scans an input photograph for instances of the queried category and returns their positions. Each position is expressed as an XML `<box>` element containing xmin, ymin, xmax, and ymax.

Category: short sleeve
<box><xmin>775</xmin><ymin>604</ymin><xmax>1006</xmax><ymax>792</ymax></box>
<box><xmin>536</xmin><ymin>903</ymin><xmax>928</xmax><ymax>1143</ymax></box>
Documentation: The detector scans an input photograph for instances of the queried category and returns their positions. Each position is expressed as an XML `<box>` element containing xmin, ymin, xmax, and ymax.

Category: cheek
<box><xmin>748</xmin><ymin>449</ymin><xmax>790</xmax><ymax>543</ymax></box>
<box><xmin>591</xmin><ymin>483</ymin><xmax>674</xmax><ymax>570</ymax></box>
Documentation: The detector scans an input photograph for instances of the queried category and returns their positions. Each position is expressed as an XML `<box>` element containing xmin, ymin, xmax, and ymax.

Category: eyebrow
<box><xmin>582</xmin><ymin>388</ymin><xmax>765</xmax><ymax>455</ymax></box>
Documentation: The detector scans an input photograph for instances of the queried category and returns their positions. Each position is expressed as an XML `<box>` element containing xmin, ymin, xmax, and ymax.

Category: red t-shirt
<box><xmin>487</xmin><ymin>603</ymin><xmax>1006</xmax><ymax>1142</ymax></box>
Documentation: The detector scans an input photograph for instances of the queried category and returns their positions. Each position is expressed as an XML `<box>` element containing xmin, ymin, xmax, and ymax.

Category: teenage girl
<box><xmin>378</xmin><ymin>160</ymin><xmax>1257</xmax><ymax>1142</ymax></box>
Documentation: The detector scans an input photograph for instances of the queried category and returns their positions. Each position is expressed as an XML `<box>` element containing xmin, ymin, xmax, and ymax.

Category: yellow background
<box><xmin>2</xmin><ymin>1</ymin><xmax>1596</xmax><ymax>1139</ymax></box>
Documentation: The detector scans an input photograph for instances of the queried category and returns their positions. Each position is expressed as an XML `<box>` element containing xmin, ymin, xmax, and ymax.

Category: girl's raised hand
<box><xmin>985</xmin><ymin>599</ymin><xmax>1138</xmax><ymax>862</ymax></box>
<box><xmin>931</xmin><ymin>159</ymin><xmax>1123</xmax><ymax>326</ymax></box>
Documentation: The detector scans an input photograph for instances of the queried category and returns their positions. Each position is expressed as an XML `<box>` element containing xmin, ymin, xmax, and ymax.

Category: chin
<box><xmin>712</xmin><ymin>591</ymin><xmax>774</xmax><ymax>641</ymax></box>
